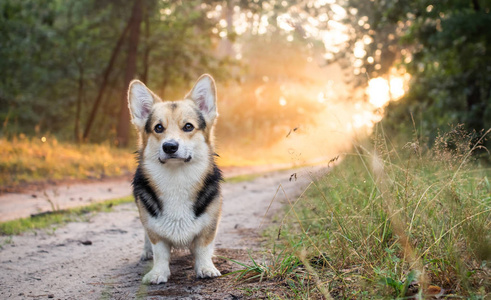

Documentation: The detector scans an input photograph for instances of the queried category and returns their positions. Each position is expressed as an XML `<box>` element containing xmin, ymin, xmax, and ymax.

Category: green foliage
<box><xmin>0</xmin><ymin>0</ymin><xmax>129</xmax><ymax>139</ymax></box>
<box><xmin>342</xmin><ymin>0</ymin><xmax>491</xmax><ymax>149</ymax></box>
<box><xmin>387</xmin><ymin>5</ymin><xmax>491</xmax><ymax>148</ymax></box>
<box><xmin>0</xmin><ymin>0</ymin><xmax>230</xmax><ymax>142</ymax></box>
<box><xmin>377</xmin><ymin>258</ymin><xmax>418</xmax><ymax>297</ymax></box>
<box><xmin>140</xmin><ymin>0</ymin><xmax>231</xmax><ymax>97</ymax></box>
<box><xmin>223</xmin><ymin>242</ymin><xmax>303</xmax><ymax>283</ymax></box>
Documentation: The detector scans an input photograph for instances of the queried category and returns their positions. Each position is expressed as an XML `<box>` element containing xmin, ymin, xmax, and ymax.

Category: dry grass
<box><xmin>0</xmin><ymin>135</ymin><xmax>136</xmax><ymax>188</ymax></box>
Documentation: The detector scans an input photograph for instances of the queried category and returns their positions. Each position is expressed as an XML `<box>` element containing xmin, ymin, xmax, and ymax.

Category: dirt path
<box><xmin>0</xmin><ymin>164</ymin><xmax>294</xmax><ymax>223</ymax></box>
<box><xmin>0</xmin><ymin>166</ymin><xmax>325</xmax><ymax>299</ymax></box>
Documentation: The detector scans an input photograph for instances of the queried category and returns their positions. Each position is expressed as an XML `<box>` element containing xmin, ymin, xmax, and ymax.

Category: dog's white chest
<box><xmin>150</xmin><ymin>199</ymin><xmax>202</xmax><ymax>247</ymax></box>
<box><xmin>145</xmin><ymin>165</ymin><xmax>209</xmax><ymax>248</ymax></box>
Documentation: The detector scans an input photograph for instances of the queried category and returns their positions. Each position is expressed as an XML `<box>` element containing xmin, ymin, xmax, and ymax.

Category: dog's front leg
<box><xmin>142</xmin><ymin>240</ymin><xmax>171</xmax><ymax>284</ymax></box>
<box><xmin>191</xmin><ymin>236</ymin><xmax>221</xmax><ymax>278</ymax></box>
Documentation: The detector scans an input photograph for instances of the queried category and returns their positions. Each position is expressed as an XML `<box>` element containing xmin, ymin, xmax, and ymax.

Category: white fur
<box><xmin>142</xmin><ymin>241</ymin><xmax>171</xmax><ymax>284</ymax></box>
<box><xmin>192</xmin><ymin>241</ymin><xmax>221</xmax><ymax>277</ymax></box>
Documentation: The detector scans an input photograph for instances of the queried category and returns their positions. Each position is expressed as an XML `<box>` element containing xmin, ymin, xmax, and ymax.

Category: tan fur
<box><xmin>196</xmin><ymin>199</ymin><xmax>222</xmax><ymax>247</ymax></box>
<box><xmin>136</xmin><ymin>205</ymin><xmax>160</xmax><ymax>245</ymax></box>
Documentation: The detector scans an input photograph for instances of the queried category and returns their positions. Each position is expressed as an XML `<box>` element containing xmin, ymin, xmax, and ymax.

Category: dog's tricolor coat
<box><xmin>128</xmin><ymin>74</ymin><xmax>222</xmax><ymax>284</ymax></box>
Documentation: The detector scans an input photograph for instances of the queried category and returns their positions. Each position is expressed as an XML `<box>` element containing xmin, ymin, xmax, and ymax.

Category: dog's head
<box><xmin>128</xmin><ymin>74</ymin><xmax>218</xmax><ymax>165</ymax></box>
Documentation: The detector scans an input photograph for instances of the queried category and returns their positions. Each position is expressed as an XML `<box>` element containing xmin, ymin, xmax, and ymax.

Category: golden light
<box><xmin>279</xmin><ymin>96</ymin><xmax>287</xmax><ymax>106</ymax></box>
<box><xmin>323</xmin><ymin>52</ymin><xmax>334</xmax><ymax>60</ymax></box>
<box><xmin>209</xmin><ymin>2</ymin><xmax>411</xmax><ymax>166</ymax></box>
<box><xmin>330</xmin><ymin>4</ymin><xmax>346</xmax><ymax>18</ymax></box>
<box><xmin>352</xmin><ymin>111</ymin><xmax>376</xmax><ymax>129</ymax></box>
<box><xmin>366</xmin><ymin>75</ymin><xmax>407</xmax><ymax>108</ymax></box>
<box><xmin>367</xmin><ymin>77</ymin><xmax>390</xmax><ymax>108</ymax></box>
<box><xmin>41</xmin><ymin>136</ymin><xmax>47</xmax><ymax>143</ymax></box>
<box><xmin>277</xmin><ymin>14</ymin><xmax>295</xmax><ymax>32</ymax></box>
<box><xmin>354</xmin><ymin>47</ymin><xmax>366</xmax><ymax>58</ymax></box>
<box><xmin>389</xmin><ymin>77</ymin><xmax>405</xmax><ymax>100</ymax></box>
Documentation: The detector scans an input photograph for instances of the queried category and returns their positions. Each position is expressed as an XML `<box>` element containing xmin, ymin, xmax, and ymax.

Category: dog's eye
<box><xmin>154</xmin><ymin>124</ymin><xmax>164</xmax><ymax>133</ymax></box>
<box><xmin>183</xmin><ymin>123</ymin><xmax>194</xmax><ymax>132</ymax></box>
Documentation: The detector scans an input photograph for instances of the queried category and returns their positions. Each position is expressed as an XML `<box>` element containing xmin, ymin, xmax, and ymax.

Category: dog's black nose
<box><xmin>162</xmin><ymin>141</ymin><xmax>179</xmax><ymax>154</ymax></box>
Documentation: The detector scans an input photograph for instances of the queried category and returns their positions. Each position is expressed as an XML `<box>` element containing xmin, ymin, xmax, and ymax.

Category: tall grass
<box><xmin>0</xmin><ymin>135</ymin><xmax>136</xmax><ymax>188</ymax></box>
<box><xmin>241</xmin><ymin>126</ymin><xmax>491</xmax><ymax>298</ymax></box>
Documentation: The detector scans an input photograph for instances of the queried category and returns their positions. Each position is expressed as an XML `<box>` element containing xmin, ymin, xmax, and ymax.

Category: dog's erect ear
<box><xmin>186</xmin><ymin>74</ymin><xmax>218</xmax><ymax>123</ymax></box>
<box><xmin>128</xmin><ymin>80</ymin><xmax>156</xmax><ymax>130</ymax></box>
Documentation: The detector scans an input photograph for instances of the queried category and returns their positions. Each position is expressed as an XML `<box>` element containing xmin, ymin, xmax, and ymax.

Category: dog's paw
<box><xmin>142</xmin><ymin>268</ymin><xmax>171</xmax><ymax>285</ymax></box>
<box><xmin>196</xmin><ymin>264</ymin><xmax>221</xmax><ymax>278</ymax></box>
<box><xmin>140</xmin><ymin>250</ymin><xmax>153</xmax><ymax>261</ymax></box>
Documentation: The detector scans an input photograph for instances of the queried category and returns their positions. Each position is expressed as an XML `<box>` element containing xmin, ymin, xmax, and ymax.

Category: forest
<box><xmin>1</xmin><ymin>0</ymin><xmax>488</xmax><ymax>152</ymax></box>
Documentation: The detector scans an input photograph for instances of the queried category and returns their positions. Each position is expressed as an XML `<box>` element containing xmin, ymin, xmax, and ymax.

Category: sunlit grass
<box><xmin>234</xmin><ymin>126</ymin><xmax>491</xmax><ymax>298</ymax></box>
<box><xmin>0</xmin><ymin>196</ymin><xmax>133</xmax><ymax>236</ymax></box>
<box><xmin>0</xmin><ymin>136</ymin><xmax>136</xmax><ymax>188</ymax></box>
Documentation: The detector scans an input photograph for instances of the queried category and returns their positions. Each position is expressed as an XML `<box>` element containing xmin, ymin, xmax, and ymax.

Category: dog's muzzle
<box><xmin>158</xmin><ymin>140</ymin><xmax>192</xmax><ymax>164</ymax></box>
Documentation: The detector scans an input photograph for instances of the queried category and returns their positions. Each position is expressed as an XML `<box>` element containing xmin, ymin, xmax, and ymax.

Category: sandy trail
<box><xmin>0</xmin><ymin>166</ymin><xmax>325</xmax><ymax>299</ymax></box>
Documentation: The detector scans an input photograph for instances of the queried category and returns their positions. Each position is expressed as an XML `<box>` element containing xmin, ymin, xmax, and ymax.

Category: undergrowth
<box><xmin>0</xmin><ymin>135</ymin><xmax>136</xmax><ymax>188</ymax></box>
<box><xmin>233</xmin><ymin>125</ymin><xmax>491</xmax><ymax>299</ymax></box>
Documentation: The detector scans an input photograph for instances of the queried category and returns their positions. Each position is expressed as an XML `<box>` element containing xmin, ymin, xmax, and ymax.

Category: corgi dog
<box><xmin>127</xmin><ymin>74</ymin><xmax>222</xmax><ymax>284</ymax></box>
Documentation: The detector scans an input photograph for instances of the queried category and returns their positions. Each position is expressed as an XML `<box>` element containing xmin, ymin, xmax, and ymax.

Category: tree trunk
<box><xmin>472</xmin><ymin>0</ymin><xmax>480</xmax><ymax>11</ymax></box>
<box><xmin>82</xmin><ymin>17</ymin><xmax>131</xmax><ymax>141</ymax></box>
<box><xmin>116</xmin><ymin>0</ymin><xmax>143</xmax><ymax>147</ymax></box>
<box><xmin>74</xmin><ymin>63</ymin><xmax>84</xmax><ymax>143</ymax></box>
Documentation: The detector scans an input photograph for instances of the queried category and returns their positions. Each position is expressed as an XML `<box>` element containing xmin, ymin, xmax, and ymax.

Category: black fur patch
<box><xmin>195</xmin><ymin>108</ymin><xmax>207</xmax><ymax>130</ymax></box>
<box><xmin>193</xmin><ymin>162</ymin><xmax>222</xmax><ymax>218</ymax></box>
<box><xmin>132</xmin><ymin>167</ymin><xmax>162</xmax><ymax>218</ymax></box>
<box><xmin>144</xmin><ymin>111</ymin><xmax>154</xmax><ymax>134</ymax></box>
